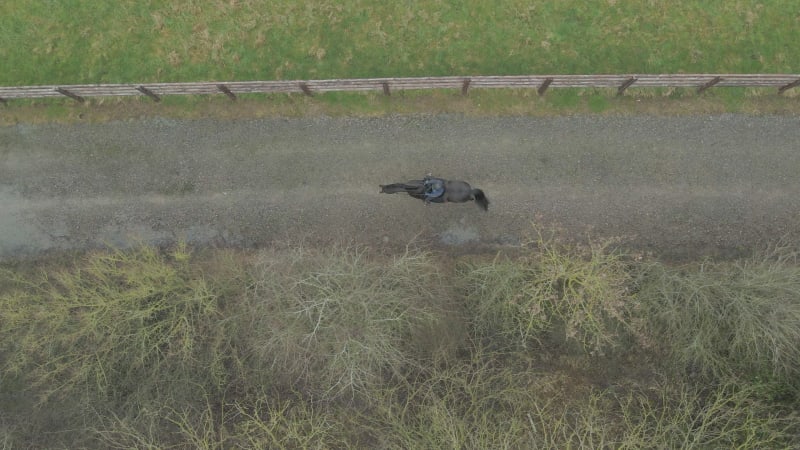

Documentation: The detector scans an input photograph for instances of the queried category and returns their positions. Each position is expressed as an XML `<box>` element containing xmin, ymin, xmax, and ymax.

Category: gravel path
<box><xmin>2</xmin><ymin>114</ymin><xmax>800</xmax><ymax>260</ymax></box>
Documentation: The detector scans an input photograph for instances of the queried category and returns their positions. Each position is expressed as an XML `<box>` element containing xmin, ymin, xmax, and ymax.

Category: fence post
<box><xmin>299</xmin><ymin>82</ymin><xmax>314</xmax><ymax>96</ymax></box>
<box><xmin>617</xmin><ymin>77</ymin><xmax>637</xmax><ymax>96</ymax></box>
<box><xmin>55</xmin><ymin>87</ymin><xmax>85</xmax><ymax>103</ymax></box>
<box><xmin>538</xmin><ymin>78</ymin><xmax>553</xmax><ymax>96</ymax></box>
<box><xmin>461</xmin><ymin>78</ymin><xmax>471</xmax><ymax>95</ymax></box>
<box><xmin>217</xmin><ymin>84</ymin><xmax>237</xmax><ymax>100</ymax></box>
<box><xmin>136</xmin><ymin>86</ymin><xmax>161</xmax><ymax>102</ymax></box>
<box><xmin>697</xmin><ymin>76</ymin><xmax>722</xmax><ymax>94</ymax></box>
<box><xmin>778</xmin><ymin>78</ymin><xmax>800</xmax><ymax>94</ymax></box>
<box><xmin>382</xmin><ymin>81</ymin><xmax>390</xmax><ymax>96</ymax></box>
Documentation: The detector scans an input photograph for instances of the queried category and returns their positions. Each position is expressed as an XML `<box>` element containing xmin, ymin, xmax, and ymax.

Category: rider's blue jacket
<box><xmin>424</xmin><ymin>177</ymin><xmax>445</xmax><ymax>200</ymax></box>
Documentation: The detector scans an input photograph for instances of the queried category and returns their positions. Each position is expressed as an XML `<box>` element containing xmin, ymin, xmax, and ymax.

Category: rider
<box><xmin>423</xmin><ymin>174</ymin><xmax>445</xmax><ymax>203</ymax></box>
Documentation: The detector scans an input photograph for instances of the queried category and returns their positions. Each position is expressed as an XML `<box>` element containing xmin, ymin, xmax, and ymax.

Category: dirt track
<box><xmin>2</xmin><ymin>114</ymin><xmax>800</xmax><ymax>260</ymax></box>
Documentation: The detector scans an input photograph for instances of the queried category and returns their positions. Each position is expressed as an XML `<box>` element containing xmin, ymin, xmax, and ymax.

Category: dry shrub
<box><xmin>460</xmin><ymin>233</ymin><xmax>638</xmax><ymax>355</ymax></box>
<box><xmin>243</xmin><ymin>244</ymin><xmax>453</xmax><ymax>402</ymax></box>
<box><xmin>0</xmin><ymin>244</ymin><xmax>231</xmax><ymax>404</ymax></box>
<box><xmin>637</xmin><ymin>244</ymin><xmax>800</xmax><ymax>398</ymax></box>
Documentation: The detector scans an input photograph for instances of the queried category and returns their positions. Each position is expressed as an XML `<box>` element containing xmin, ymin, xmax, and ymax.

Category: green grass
<box><xmin>2</xmin><ymin>239</ymin><xmax>799</xmax><ymax>448</ymax></box>
<box><xmin>2</xmin><ymin>1</ymin><xmax>799</xmax><ymax>121</ymax></box>
<box><xmin>2</xmin><ymin>0</ymin><xmax>798</xmax><ymax>86</ymax></box>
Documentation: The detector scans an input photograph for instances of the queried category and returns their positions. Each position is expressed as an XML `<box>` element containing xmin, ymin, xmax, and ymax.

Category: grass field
<box><xmin>2</xmin><ymin>238</ymin><xmax>799</xmax><ymax>448</ymax></box>
<box><xmin>2</xmin><ymin>1</ymin><xmax>798</xmax><ymax>120</ymax></box>
<box><xmin>2</xmin><ymin>0</ymin><xmax>798</xmax><ymax>85</ymax></box>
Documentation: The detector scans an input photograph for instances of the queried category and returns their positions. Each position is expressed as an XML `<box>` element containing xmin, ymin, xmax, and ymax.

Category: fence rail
<box><xmin>1</xmin><ymin>74</ymin><xmax>798</xmax><ymax>103</ymax></box>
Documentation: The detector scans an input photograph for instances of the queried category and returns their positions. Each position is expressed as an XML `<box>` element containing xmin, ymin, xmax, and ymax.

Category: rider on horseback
<box><xmin>380</xmin><ymin>174</ymin><xmax>489</xmax><ymax>211</ymax></box>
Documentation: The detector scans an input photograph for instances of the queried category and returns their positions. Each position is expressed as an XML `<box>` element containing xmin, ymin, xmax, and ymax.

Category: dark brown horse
<box><xmin>380</xmin><ymin>175</ymin><xmax>489</xmax><ymax>211</ymax></box>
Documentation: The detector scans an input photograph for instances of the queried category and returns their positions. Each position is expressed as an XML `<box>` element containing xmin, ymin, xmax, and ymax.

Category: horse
<box><xmin>379</xmin><ymin>175</ymin><xmax>489</xmax><ymax>211</ymax></box>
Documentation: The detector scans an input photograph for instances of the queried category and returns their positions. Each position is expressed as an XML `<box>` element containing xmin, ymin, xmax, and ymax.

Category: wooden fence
<box><xmin>1</xmin><ymin>74</ymin><xmax>798</xmax><ymax>103</ymax></box>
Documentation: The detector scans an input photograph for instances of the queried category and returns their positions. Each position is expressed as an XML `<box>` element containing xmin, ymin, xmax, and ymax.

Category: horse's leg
<box><xmin>380</xmin><ymin>181</ymin><xmax>427</xmax><ymax>195</ymax></box>
<box><xmin>380</xmin><ymin>183</ymin><xmax>414</xmax><ymax>194</ymax></box>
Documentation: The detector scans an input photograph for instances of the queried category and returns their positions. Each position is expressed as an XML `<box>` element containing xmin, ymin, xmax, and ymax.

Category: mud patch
<box><xmin>0</xmin><ymin>186</ymin><xmax>54</xmax><ymax>256</ymax></box>
<box><xmin>439</xmin><ymin>223</ymin><xmax>480</xmax><ymax>246</ymax></box>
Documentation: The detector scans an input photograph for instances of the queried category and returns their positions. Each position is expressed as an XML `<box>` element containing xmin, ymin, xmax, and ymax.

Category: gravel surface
<box><xmin>2</xmin><ymin>114</ymin><xmax>800</xmax><ymax>260</ymax></box>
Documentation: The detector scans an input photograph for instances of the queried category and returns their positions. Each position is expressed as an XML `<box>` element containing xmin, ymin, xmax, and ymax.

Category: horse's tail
<box><xmin>472</xmin><ymin>189</ymin><xmax>489</xmax><ymax>211</ymax></box>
